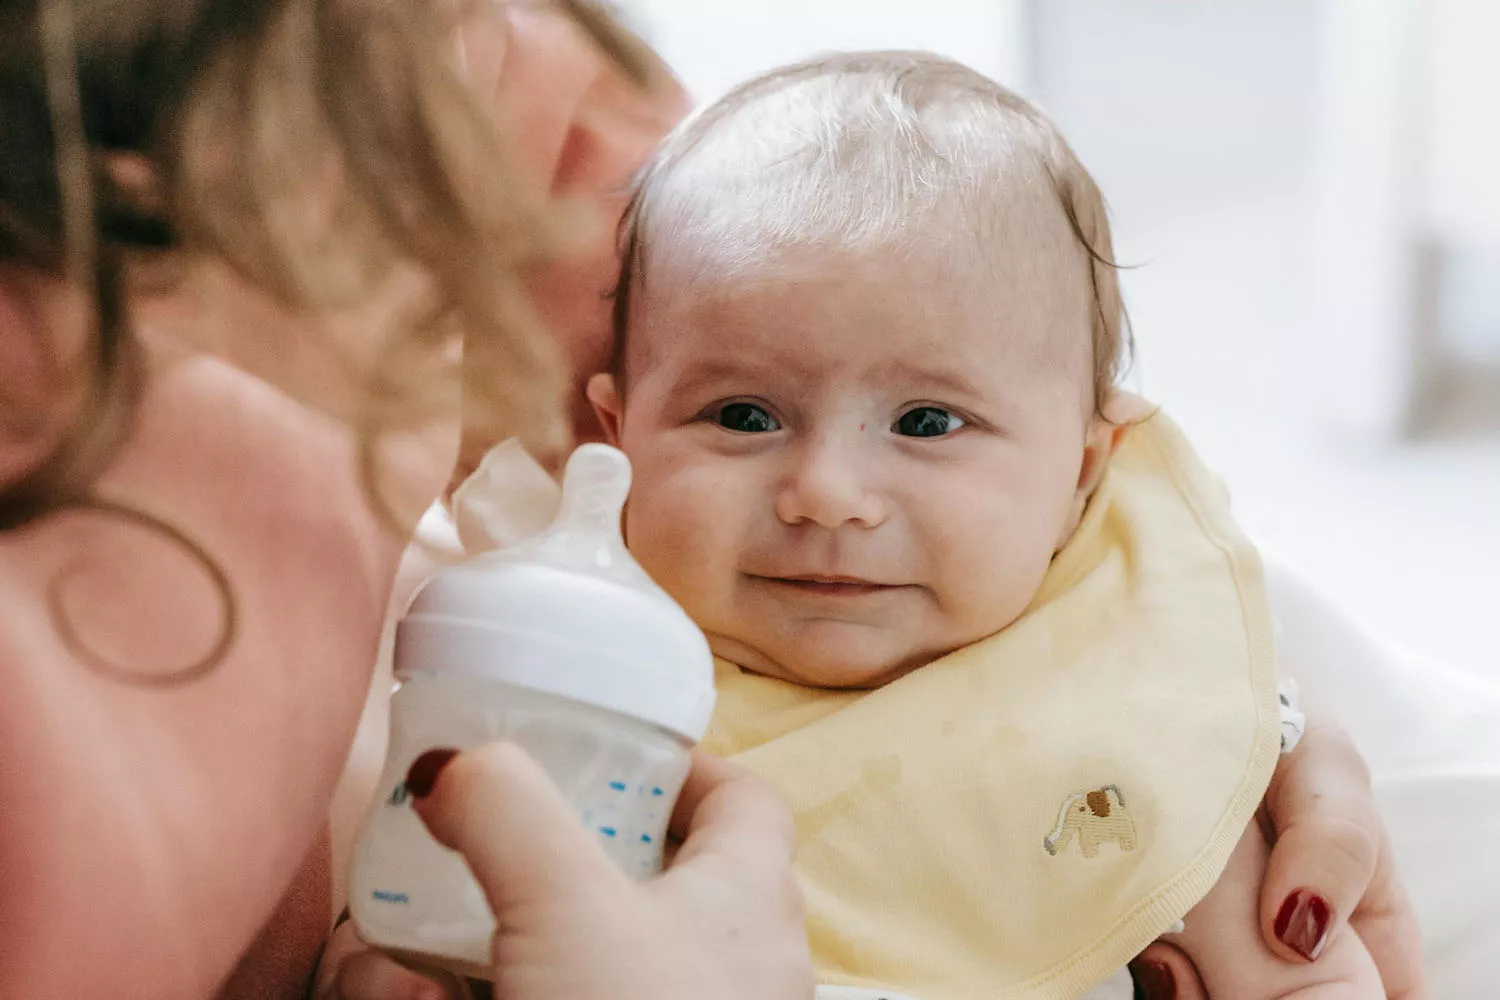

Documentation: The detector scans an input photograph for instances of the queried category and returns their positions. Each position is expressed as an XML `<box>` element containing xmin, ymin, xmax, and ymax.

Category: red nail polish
<box><xmin>1133</xmin><ymin>959</ymin><xmax>1176</xmax><ymax>1000</ymax></box>
<box><xmin>405</xmin><ymin>748</ymin><xmax>459</xmax><ymax>799</ymax></box>
<box><xmin>1274</xmin><ymin>889</ymin><xmax>1332</xmax><ymax>961</ymax></box>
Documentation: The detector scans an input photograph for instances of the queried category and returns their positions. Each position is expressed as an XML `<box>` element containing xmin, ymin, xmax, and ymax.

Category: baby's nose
<box><xmin>773</xmin><ymin>441</ymin><xmax>888</xmax><ymax>529</ymax></box>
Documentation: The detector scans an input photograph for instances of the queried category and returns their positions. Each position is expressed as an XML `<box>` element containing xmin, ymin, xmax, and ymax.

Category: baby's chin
<box><xmin>709</xmin><ymin>622</ymin><xmax>932</xmax><ymax>691</ymax></box>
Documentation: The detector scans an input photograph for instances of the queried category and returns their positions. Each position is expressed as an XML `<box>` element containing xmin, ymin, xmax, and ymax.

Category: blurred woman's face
<box><xmin>123</xmin><ymin>4</ymin><xmax>690</xmax><ymax>505</ymax></box>
<box><xmin>462</xmin><ymin>2</ymin><xmax>690</xmax><ymax>441</ymax></box>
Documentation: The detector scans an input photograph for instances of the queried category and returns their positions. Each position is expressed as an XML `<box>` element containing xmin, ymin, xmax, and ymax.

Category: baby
<box><xmin>585</xmin><ymin>52</ymin><xmax>1382</xmax><ymax>1000</ymax></box>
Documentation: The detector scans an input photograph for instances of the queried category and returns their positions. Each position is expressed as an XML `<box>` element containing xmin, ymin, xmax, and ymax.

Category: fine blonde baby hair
<box><xmin>614</xmin><ymin>50</ymin><xmax>1131</xmax><ymax>414</ymax></box>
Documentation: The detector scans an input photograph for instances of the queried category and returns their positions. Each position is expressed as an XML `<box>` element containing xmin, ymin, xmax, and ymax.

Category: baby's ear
<box><xmin>1083</xmin><ymin>391</ymin><xmax>1152</xmax><ymax>493</ymax></box>
<box><xmin>1074</xmin><ymin>415</ymin><xmax>1118</xmax><ymax>502</ymax></box>
<box><xmin>1056</xmin><ymin>393</ymin><xmax>1138</xmax><ymax>548</ymax></box>
<box><xmin>585</xmin><ymin>372</ymin><xmax>625</xmax><ymax>446</ymax></box>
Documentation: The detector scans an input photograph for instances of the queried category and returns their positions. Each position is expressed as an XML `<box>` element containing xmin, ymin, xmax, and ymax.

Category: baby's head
<box><xmin>589</xmin><ymin>52</ymin><xmax>1130</xmax><ymax>689</ymax></box>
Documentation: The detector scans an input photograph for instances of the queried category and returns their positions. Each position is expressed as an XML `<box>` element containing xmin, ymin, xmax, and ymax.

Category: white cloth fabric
<box><xmin>1263</xmin><ymin>551</ymin><xmax>1500</xmax><ymax>998</ymax></box>
<box><xmin>1277</xmin><ymin>679</ymin><xmax>1306</xmax><ymax>753</ymax></box>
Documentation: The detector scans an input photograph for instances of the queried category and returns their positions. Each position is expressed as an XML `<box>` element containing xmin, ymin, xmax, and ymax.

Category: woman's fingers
<box><xmin>669</xmin><ymin>751</ymin><xmax>798</xmax><ymax>872</ymax></box>
<box><xmin>1259</xmin><ymin>718</ymin><xmax>1429</xmax><ymax>997</ymax></box>
<box><xmin>406</xmin><ymin>743</ymin><xmax>811</xmax><ymax>1000</ymax></box>
<box><xmin>1260</xmin><ymin>718</ymin><xmax>1378</xmax><ymax>961</ymax></box>
<box><xmin>662</xmin><ymin>751</ymin><xmax>804</xmax><ymax>949</ymax></box>
<box><xmin>409</xmin><ymin>743</ymin><xmax>623</xmax><ymax>919</ymax></box>
<box><xmin>313</xmin><ymin>919</ymin><xmax>453</xmax><ymax>1000</ymax></box>
<box><xmin>332</xmin><ymin>949</ymin><xmax>456</xmax><ymax>1000</ymax></box>
<box><xmin>1345</xmin><ymin>845</ymin><xmax>1428</xmax><ymax>1000</ymax></box>
<box><xmin>1130</xmin><ymin>942</ymin><xmax>1208</xmax><ymax>1000</ymax></box>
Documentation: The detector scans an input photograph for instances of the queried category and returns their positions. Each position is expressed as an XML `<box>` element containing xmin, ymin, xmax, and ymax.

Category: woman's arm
<box><xmin>216</xmin><ymin>831</ymin><xmax>334</xmax><ymax>1000</ymax></box>
<box><xmin>0</xmin><ymin>355</ymin><xmax>419</xmax><ymax>1000</ymax></box>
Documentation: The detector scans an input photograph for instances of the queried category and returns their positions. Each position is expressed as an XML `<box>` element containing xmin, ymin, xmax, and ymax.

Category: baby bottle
<box><xmin>349</xmin><ymin>444</ymin><xmax>716</xmax><ymax>977</ymax></box>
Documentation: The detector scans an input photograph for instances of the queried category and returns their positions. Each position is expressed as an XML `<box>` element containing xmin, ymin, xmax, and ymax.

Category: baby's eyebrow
<box><xmin>662</xmin><ymin>357</ymin><xmax>766</xmax><ymax>396</ymax></box>
<box><xmin>866</xmin><ymin>362</ymin><xmax>986</xmax><ymax>400</ymax></box>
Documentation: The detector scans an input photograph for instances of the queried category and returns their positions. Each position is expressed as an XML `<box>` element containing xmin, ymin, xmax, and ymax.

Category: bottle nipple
<box><xmin>555</xmin><ymin>444</ymin><xmax>632</xmax><ymax>540</ymax></box>
<box><xmin>497</xmin><ymin>443</ymin><xmax>655</xmax><ymax>588</ymax></box>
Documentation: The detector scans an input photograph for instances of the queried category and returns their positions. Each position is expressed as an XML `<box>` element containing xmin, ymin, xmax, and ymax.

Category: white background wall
<box><xmin>1029</xmin><ymin>0</ymin><xmax>1497</xmax><ymax>678</ymax></box>
<box><xmin>624</xmin><ymin>0</ymin><xmax>1027</xmax><ymax>101</ymax></box>
<box><xmin>1028</xmin><ymin>0</ymin><xmax>1326</xmax><ymax>423</ymax></box>
<box><xmin>1425</xmin><ymin>0</ymin><xmax>1500</xmax><ymax>250</ymax></box>
<box><xmin>1424</xmin><ymin>0</ymin><xmax>1500</xmax><ymax>366</ymax></box>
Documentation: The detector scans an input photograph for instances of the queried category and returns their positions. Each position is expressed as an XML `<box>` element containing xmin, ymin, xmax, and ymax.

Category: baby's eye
<box><xmin>714</xmin><ymin>402</ymin><xmax>781</xmax><ymax>433</ymax></box>
<box><xmin>894</xmin><ymin>406</ymin><xmax>966</xmax><ymax>438</ymax></box>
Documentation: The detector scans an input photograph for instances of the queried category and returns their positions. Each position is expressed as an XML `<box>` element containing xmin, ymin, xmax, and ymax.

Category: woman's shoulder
<box><xmin>0</xmin><ymin>354</ymin><xmax>406</xmax><ymax>998</ymax></box>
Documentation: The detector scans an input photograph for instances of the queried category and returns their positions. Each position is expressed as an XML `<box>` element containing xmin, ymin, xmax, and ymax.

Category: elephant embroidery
<box><xmin>1043</xmin><ymin>785</ymin><xmax>1136</xmax><ymax>857</ymax></box>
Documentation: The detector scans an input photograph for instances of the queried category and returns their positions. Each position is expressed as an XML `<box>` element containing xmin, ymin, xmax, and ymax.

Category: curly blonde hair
<box><xmin>0</xmin><ymin>0</ymin><xmax>660</xmax><ymax>681</ymax></box>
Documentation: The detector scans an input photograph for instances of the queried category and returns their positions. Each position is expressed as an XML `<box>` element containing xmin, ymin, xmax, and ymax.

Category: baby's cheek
<box><xmin>926</xmin><ymin>502</ymin><xmax>1055</xmax><ymax>635</ymax></box>
<box><xmin>622</xmin><ymin>470</ymin><xmax>734</xmax><ymax>613</ymax></box>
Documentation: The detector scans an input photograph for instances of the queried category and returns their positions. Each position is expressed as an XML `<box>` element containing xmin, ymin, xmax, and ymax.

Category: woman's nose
<box><xmin>773</xmin><ymin>437</ymin><xmax>888</xmax><ymax>529</ymax></box>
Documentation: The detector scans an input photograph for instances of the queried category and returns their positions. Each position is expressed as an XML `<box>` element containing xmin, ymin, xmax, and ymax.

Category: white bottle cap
<box><xmin>395</xmin><ymin>444</ymin><xmax>716</xmax><ymax>742</ymax></box>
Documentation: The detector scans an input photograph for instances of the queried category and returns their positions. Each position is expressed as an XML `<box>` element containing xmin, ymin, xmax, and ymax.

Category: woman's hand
<box><xmin>1130</xmin><ymin>715</ymin><xmax>1428</xmax><ymax>999</ymax></box>
<box><xmin>316</xmin><ymin>747</ymin><xmax>813</xmax><ymax>1000</ymax></box>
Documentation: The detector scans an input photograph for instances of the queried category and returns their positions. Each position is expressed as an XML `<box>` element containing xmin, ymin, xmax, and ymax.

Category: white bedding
<box><xmin>1265</xmin><ymin>552</ymin><xmax>1500</xmax><ymax>997</ymax></box>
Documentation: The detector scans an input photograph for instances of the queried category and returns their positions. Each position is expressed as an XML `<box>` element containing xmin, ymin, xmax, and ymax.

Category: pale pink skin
<box><xmin>590</xmin><ymin>240</ymin><xmax>1117</xmax><ymax>689</ymax></box>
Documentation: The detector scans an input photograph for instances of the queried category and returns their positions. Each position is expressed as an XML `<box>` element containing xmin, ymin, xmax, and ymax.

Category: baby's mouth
<box><xmin>748</xmin><ymin>573</ymin><xmax>900</xmax><ymax>598</ymax></box>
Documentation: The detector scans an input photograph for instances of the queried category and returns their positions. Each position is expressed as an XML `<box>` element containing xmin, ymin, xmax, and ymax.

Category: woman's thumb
<box><xmin>409</xmin><ymin>742</ymin><xmax>624</xmax><ymax>916</ymax></box>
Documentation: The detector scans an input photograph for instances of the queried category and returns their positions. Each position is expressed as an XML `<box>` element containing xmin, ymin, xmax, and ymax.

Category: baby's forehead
<box><xmin>640</xmin><ymin>179</ymin><xmax>1087</xmax><ymax>308</ymax></box>
<box><xmin>629</xmin><ymin>173</ymin><xmax>1095</xmax><ymax>384</ymax></box>
<box><xmin>624</xmin><ymin>233</ymin><xmax>1095</xmax><ymax>406</ymax></box>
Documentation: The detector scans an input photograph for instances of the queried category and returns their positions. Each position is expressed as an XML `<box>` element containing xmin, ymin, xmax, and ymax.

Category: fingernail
<box><xmin>1133</xmin><ymin>959</ymin><xmax>1176</xmax><ymax>1000</ymax></box>
<box><xmin>405</xmin><ymin>748</ymin><xmax>459</xmax><ymax>799</ymax></box>
<box><xmin>1274</xmin><ymin>888</ymin><xmax>1332</xmax><ymax>961</ymax></box>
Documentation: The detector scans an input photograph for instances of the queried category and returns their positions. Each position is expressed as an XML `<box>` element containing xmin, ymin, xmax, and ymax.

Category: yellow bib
<box><xmin>702</xmin><ymin>413</ymin><xmax>1281</xmax><ymax>1000</ymax></box>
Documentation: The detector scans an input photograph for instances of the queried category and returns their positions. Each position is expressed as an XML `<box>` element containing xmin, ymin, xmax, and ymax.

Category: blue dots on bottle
<box><xmin>651</xmin><ymin>787</ymin><xmax>664</xmax><ymax>797</ymax></box>
<box><xmin>609</xmin><ymin>781</ymin><xmax>627</xmax><ymax>792</ymax></box>
<box><xmin>640</xmin><ymin>834</ymin><xmax>653</xmax><ymax>844</ymax></box>
<box><xmin>600</xmin><ymin>827</ymin><xmax>617</xmax><ymax>838</ymax></box>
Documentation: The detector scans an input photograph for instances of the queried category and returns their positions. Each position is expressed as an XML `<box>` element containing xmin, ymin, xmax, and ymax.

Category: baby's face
<box><xmin>593</xmin><ymin>243</ymin><xmax>1109</xmax><ymax>688</ymax></box>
